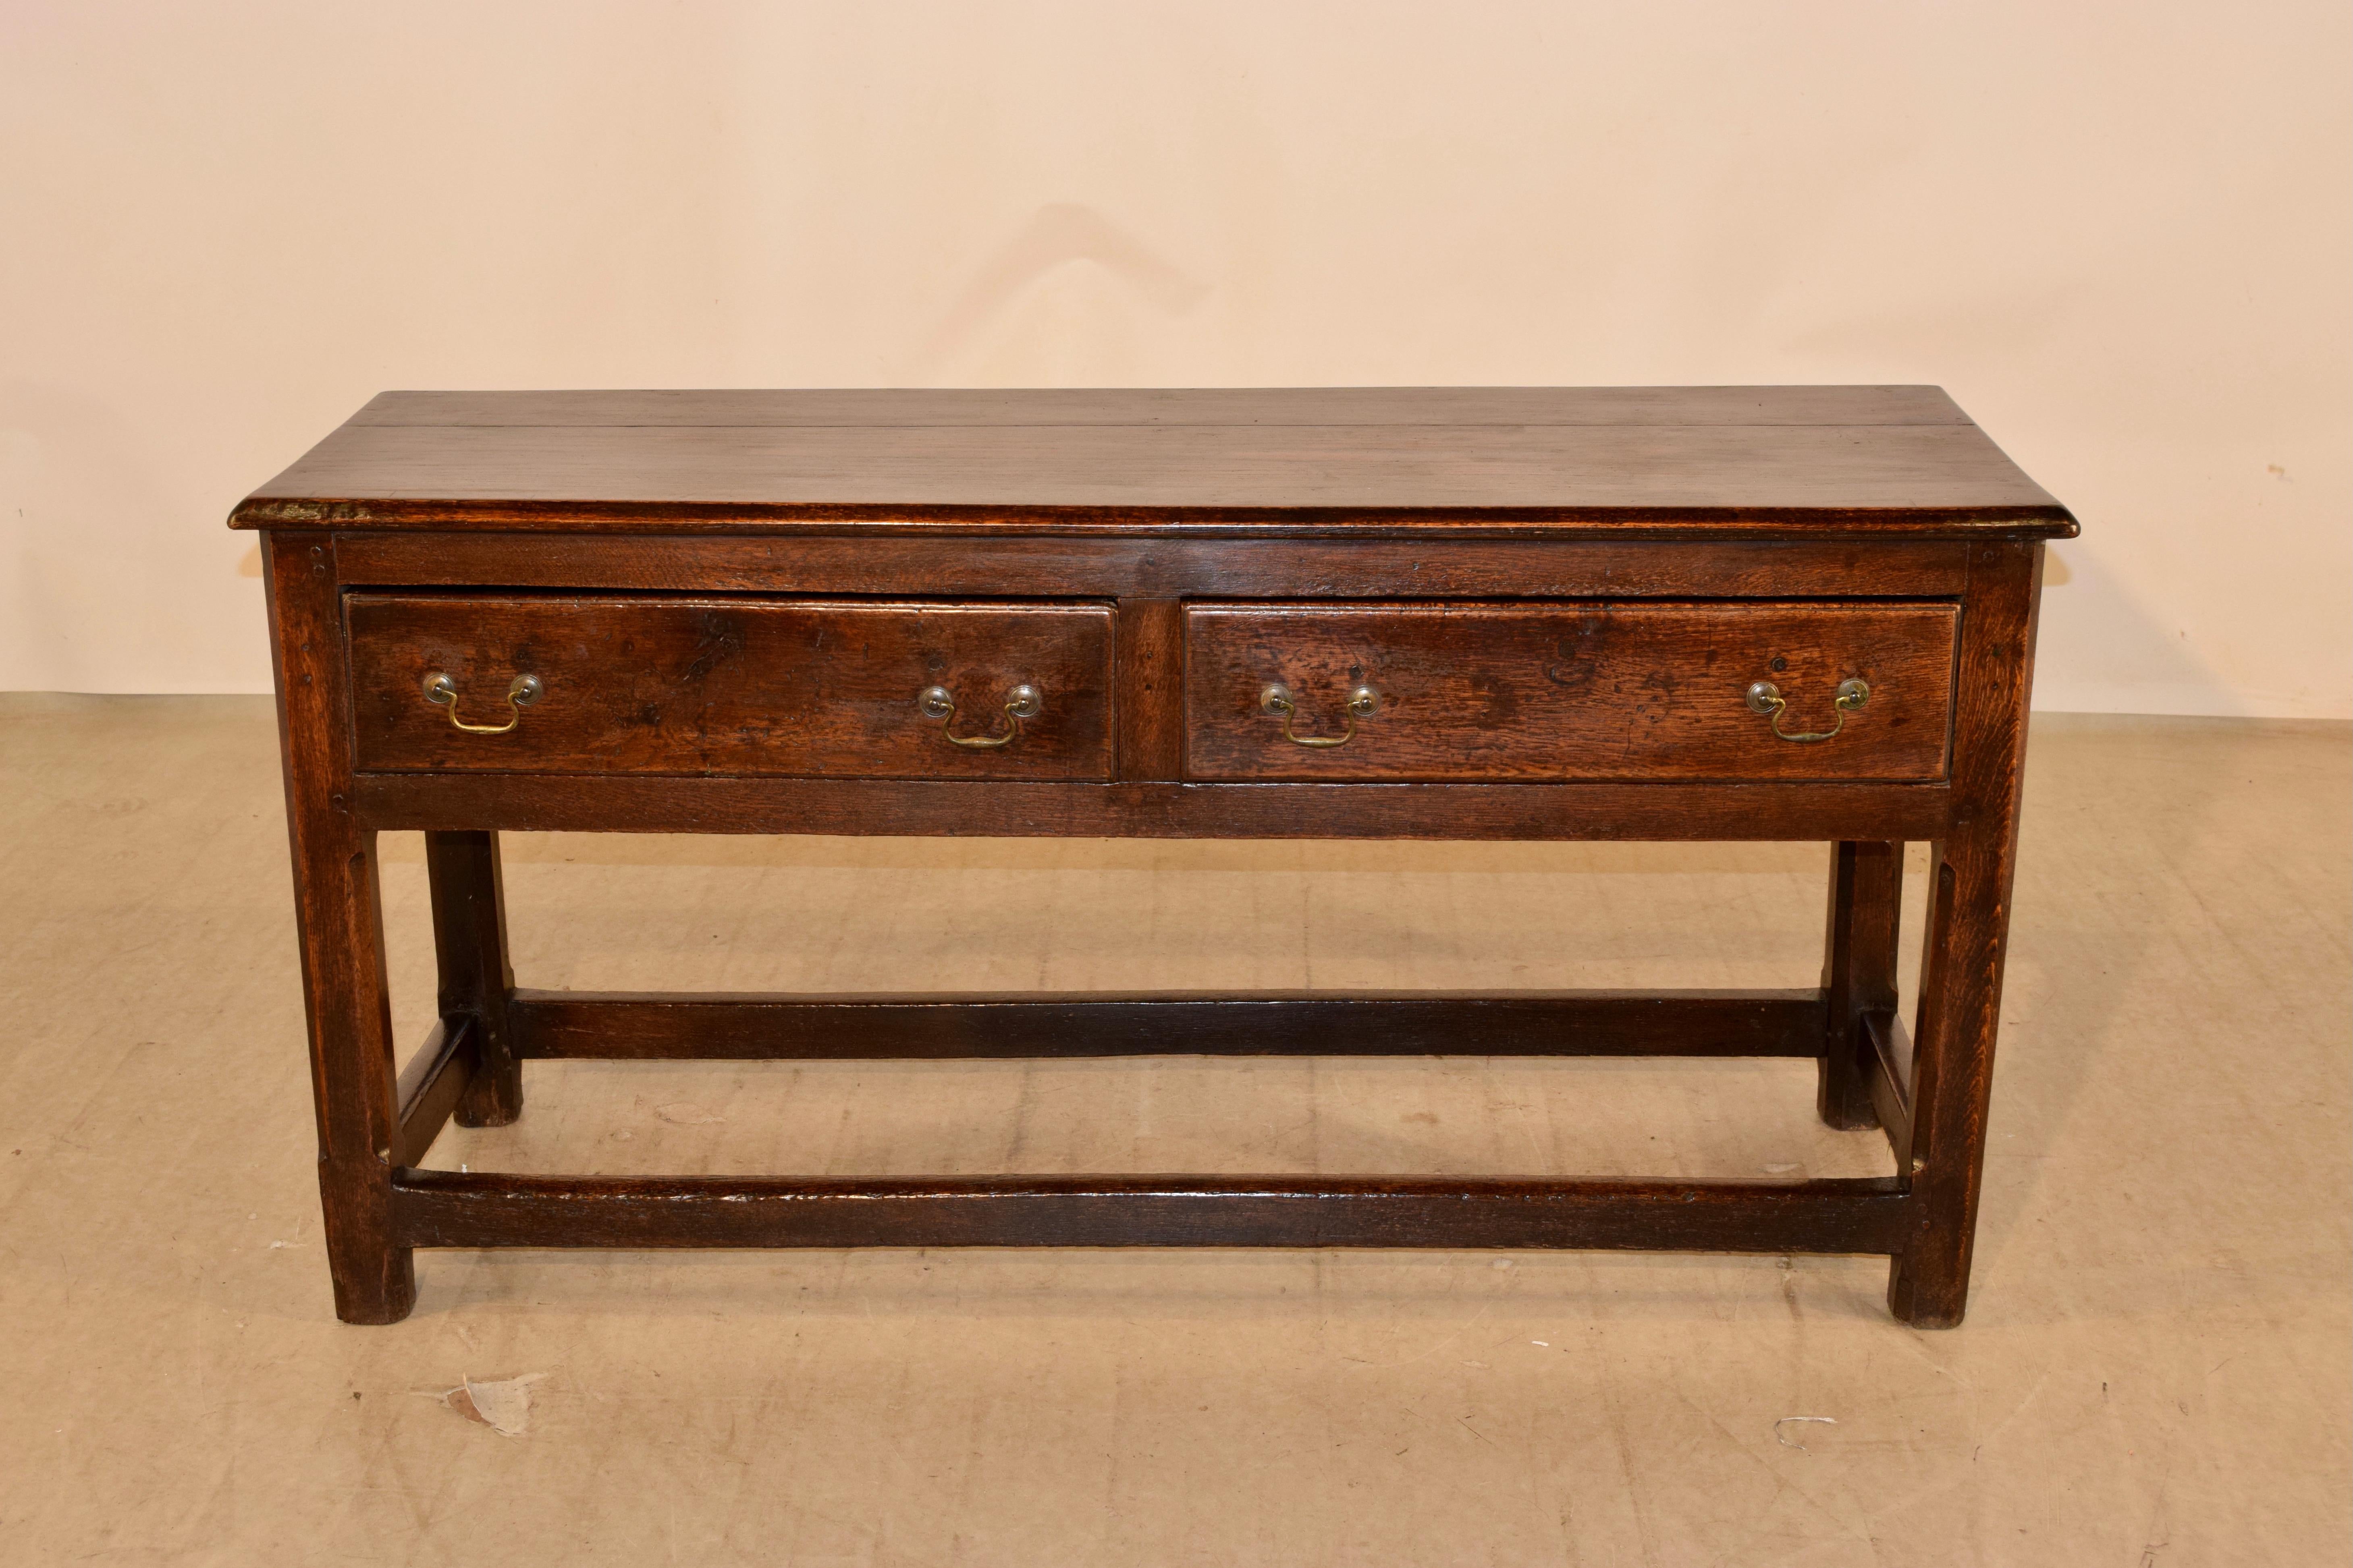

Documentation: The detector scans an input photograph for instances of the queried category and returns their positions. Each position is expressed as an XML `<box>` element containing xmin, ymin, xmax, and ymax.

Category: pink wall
<box><xmin>2</xmin><ymin>1</ymin><xmax>2345</xmax><ymax>714</ymax></box>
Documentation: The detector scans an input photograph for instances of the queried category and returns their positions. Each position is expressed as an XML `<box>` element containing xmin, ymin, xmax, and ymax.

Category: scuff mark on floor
<box><xmin>1774</xmin><ymin>1415</ymin><xmax>1837</xmax><ymax>1452</ymax></box>
<box><xmin>430</xmin><ymin>1373</ymin><xmax>546</xmax><ymax>1437</ymax></box>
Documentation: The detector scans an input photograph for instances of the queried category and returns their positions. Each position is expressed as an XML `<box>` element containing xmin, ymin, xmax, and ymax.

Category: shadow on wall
<box><xmin>2035</xmin><ymin>539</ymin><xmax>2243</xmax><ymax>714</ymax></box>
<box><xmin>898</xmin><ymin>204</ymin><xmax>1212</xmax><ymax>382</ymax></box>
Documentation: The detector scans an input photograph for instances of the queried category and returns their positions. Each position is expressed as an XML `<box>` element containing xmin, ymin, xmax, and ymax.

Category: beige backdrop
<box><xmin>3</xmin><ymin>1</ymin><xmax>2346</xmax><ymax>715</ymax></box>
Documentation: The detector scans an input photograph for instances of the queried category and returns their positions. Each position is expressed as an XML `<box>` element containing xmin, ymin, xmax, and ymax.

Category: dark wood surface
<box><xmin>1820</xmin><ymin>841</ymin><xmax>1904</xmax><ymax>1130</ymax></box>
<box><xmin>348</xmin><ymin>595</ymin><xmax>1115</xmax><ymax>780</ymax></box>
<box><xmin>1886</xmin><ymin>541</ymin><xmax>2042</xmax><ymax>1327</ymax></box>
<box><xmin>264</xmin><ymin>534</ymin><xmax>415</xmax><ymax>1323</ymax></box>
<box><xmin>505</xmin><ymin>990</ymin><xmax>1827</xmax><ymax>1061</ymax></box>
<box><xmin>425</xmin><ymin>831</ymin><xmax>522</xmax><ymax>1126</ymax></box>
<box><xmin>352</xmin><ymin>773</ymin><xmax>1959</xmax><ymax>843</ymax></box>
<box><xmin>231</xmin><ymin>387</ymin><xmax>2077</xmax><ymax>535</ymax></box>
<box><xmin>333</xmin><ymin>533</ymin><xmax>1977</xmax><ymax>599</ymax></box>
<box><xmin>1183</xmin><ymin>601</ymin><xmax>1958</xmax><ymax>782</ymax></box>
<box><xmin>243</xmin><ymin>387</ymin><xmax>2060</xmax><ymax>1327</ymax></box>
<box><xmin>1113</xmin><ymin>599</ymin><xmax>1186</xmax><ymax>780</ymax></box>
<box><xmin>390</xmin><ymin>1171</ymin><xmax>1914</xmax><ymax>1255</ymax></box>
<box><xmin>1865</xmin><ymin>1010</ymin><xmax>1915</xmax><ymax>1172</ymax></box>
<box><xmin>393</xmin><ymin>1016</ymin><xmax>476</xmax><ymax>1168</ymax></box>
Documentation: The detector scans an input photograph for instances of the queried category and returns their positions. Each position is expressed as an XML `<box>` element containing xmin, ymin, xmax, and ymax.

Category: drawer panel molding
<box><xmin>1182</xmin><ymin>600</ymin><xmax>1958</xmax><ymax>782</ymax></box>
<box><xmin>347</xmin><ymin>594</ymin><xmax>1115</xmax><ymax>779</ymax></box>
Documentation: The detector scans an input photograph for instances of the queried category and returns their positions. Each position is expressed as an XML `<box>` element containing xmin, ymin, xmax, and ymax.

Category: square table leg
<box><xmin>1821</xmin><ymin>840</ymin><xmax>1903</xmax><ymax>1131</ymax></box>
<box><xmin>266</xmin><ymin>533</ymin><xmax>416</xmax><ymax>1324</ymax></box>
<box><xmin>1887</xmin><ymin>541</ymin><xmax>2043</xmax><ymax>1327</ymax></box>
<box><xmin>426</xmin><ymin>830</ymin><xmax>522</xmax><ymax>1127</ymax></box>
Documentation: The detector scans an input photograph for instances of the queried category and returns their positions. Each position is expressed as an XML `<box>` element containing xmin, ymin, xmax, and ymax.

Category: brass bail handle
<box><xmin>919</xmin><ymin>682</ymin><xmax>1042</xmax><ymax>749</ymax></box>
<box><xmin>1746</xmin><ymin>677</ymin><xmax>1869</xmax><ymax>743</ymax></box>
<box><xmin>423</xmin><ymin>671</ymin><xmax>543</xmax><ymax>734</ymax></box>
<box><xmin>1261</xmin><ymin>682</ymin><xmax>1379</xmax><ymax>748</ymax></box>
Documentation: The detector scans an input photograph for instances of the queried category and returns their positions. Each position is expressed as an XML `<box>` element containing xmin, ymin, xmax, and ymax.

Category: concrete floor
<box><xmin>0</xmin><ymin>696</ymin><xmax>2344</xmax><ymax>1566</ymax></box>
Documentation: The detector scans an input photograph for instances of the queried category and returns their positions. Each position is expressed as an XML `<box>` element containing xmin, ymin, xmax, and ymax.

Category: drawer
<box><xmin>1182</xmin><ymin>601</ymin><xmax>1958</xmax><ymax>782</ymax></box>
<box><xmin>347</xmin><ymin>595</ymin><xmax>1114</xmax><ymax>778</ymax></box>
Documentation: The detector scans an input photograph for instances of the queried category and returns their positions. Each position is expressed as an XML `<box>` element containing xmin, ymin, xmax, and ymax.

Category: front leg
<box><xmin>267</xmin><ymin>532</ymin><xmax>416</xmax><ymax>1324</ymax></box>
<box><xmin>1887</xmin><ymin>541</ymin><xmax>2042</xmax><ymax>1328</ymax></box>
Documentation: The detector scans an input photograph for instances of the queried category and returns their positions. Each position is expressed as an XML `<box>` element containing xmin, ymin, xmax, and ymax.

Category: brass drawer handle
<box><xmin>919</xmin><ymin>682</ymin><xmax>1041</xmax><ymax>749</ymax></box>
<box><xmin>423</xmin><ymin>671</ymin><xmax>542</xmax><ymax>734</ymax></box>
<box><xmin>1746</xmin><ymin>677</ymin><xmax>1869</xmax><ymax>743</ymax></box>
<box><xmin>1260</xmin><ymin>682</ymin><xmax>1378</xmax><ymax>748</ymax></box>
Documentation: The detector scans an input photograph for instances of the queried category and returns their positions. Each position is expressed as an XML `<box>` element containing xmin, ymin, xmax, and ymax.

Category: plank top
<box><xmin>230</xmin><ymin>386</ymin><xmax>2076</xmax><ymax>537</ymax></box>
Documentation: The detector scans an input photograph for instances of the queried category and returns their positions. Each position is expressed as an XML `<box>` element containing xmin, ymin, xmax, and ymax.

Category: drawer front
<box><xmin>1183</xmin><ymin>601</ymin><xmax>1958</xmax><ymax>782</ymax></box>
<box><xmin>348</xmin><ymin>595</ymin><xmax>1114</xmax><ymax>779</ymax></box>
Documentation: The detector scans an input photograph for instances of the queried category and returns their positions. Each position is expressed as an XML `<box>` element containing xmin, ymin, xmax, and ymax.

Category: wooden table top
<box><xmin>230</xmin><ymin>386</ymin><xmax>2075</xmax><ymax>538</ymax></box>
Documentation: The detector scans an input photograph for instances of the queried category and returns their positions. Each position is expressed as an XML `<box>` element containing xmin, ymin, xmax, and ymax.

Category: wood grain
<box><xmin>347</xmin><ymin>595</ymin><xmax>1115</xmax><ymax>780</ymax></box>
<box><xmin>228</xmin><ymin>387</ymin><xmax>2078</xmax><ymax>536</ymax></box>
<box><xmin>1819</xmin><ymin>840</ymin><xmax>1904</xmax><ymax>1130</ymax></box>
<box><xmin>263</xmin><ymin>533</ymin><xmax>415</xmax><ymax>1323</ymax></box>
<box><xmin>425</xmin><ymin>830</ymin><xmax>521</xmax><ymax>1126</ymax></box>
<box><xmin>331</xmin><ymin>532</ymin><xmax>1976</xmax><ymax>601</ymax></box>
<box><xmin>351</xmin><ymin>772</ymin><xmax>1958</xmax><ymax>843</ymax></box>
<box><xmin>1887</xmin><ymin>541</ymin><xmax>2044</xmax><ymax>1327</ymax></box>
<box><xmin>390</xmin><ymin>1171</ymin><xmax>1915</xmax><ymax>1255</ymax></box>
<box><xmin>1865</xmin><ymin>1009</ymin><xmax>1914</xmax><ymax>1172</ymax></box>
<box><xmin>393</xmin><ymin>1016</ymin><xmax>476</xmax><ymax>1168</ymax></box>
<box><xmin>1113</xmin><ymin>598</ymin><xmax>1184</xmax><ymax>781</ymax></box>
<box><xmin>1183</xmin><ymin>601</ymin><xmax>1958</xmax><ymax>782</ymax></box>
<box><xmin>242</xmin><ymin>386</ymin><xmax>2064</xmax><ymax>1326</ymax></box>
<box><xmin>504</xmin><ymin>990</ymin><xmax>1828</xmax><ymax>1061</ymax></box>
